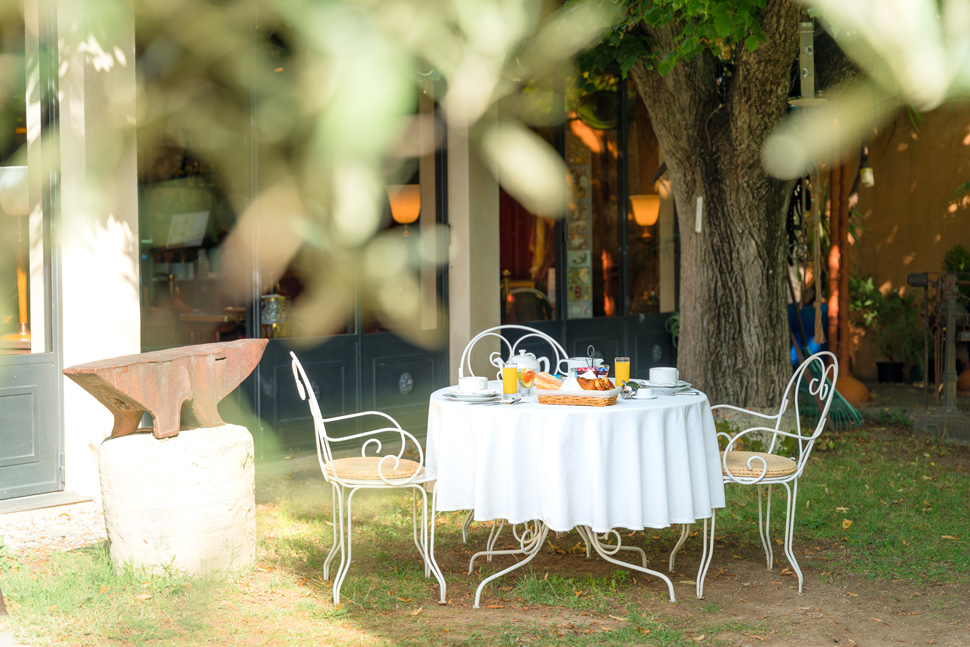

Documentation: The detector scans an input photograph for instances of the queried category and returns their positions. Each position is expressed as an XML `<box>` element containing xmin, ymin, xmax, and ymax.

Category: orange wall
<box><xmin>850</xmin><ymin>101</ymin><xmax>970</xmax><ymax>377</ymax></box>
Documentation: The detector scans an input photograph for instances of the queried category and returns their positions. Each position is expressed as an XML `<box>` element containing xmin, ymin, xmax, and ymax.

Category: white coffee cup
<box><xmin>458</xmin><ymin>376</ymin><xmax>488</xmax><ymax>393</ymax></box>
<box><xmin>636</xmin><ymin>387</ymin><xmax>654</xmax><ymax>399</ymax></box>
<box><xmin>649</xmin><ymin>367</ymin><xmax>679</xmax><ymax>386</ymax></box>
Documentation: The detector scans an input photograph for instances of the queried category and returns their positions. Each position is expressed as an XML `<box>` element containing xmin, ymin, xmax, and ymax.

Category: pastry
<box><xmin>577</xmin><ymin>377</ymin><xmax>614</xmax><ymax>391</ymax></box>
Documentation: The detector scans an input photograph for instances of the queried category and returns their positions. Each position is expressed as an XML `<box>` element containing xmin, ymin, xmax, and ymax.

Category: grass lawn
<box><xmin>1</xmin><ymin>422</ymin><xmax>968</xmax><ymax>646</ymax></box>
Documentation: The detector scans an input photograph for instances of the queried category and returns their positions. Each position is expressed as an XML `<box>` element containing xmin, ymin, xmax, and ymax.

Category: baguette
<box><xmin>535</xmin><ymin>371</ymin><xmax>563</xmax><ymax>390</ymax></box>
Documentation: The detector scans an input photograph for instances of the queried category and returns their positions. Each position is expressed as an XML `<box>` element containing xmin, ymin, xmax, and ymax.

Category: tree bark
<box><xmin>628</xmin><ymin>1</ymin><xmax>799</xmax><ymax>407</ymax></box>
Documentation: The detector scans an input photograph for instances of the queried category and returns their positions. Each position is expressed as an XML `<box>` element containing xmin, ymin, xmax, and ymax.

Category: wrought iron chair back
<box><xmin>289</xmin><ymin>351</ymin><xmax>445</xmax><ymax>605</ymax></box>
<box><xmin>715</xmin><ymin>351</ymin><xmax>837</xmax><ymax>485</ymax></box>
<box><xmin>290</xmin><ymin>352</ymin><xmax>426</xmax><ymax>487</ymax></box>
<box><xmin>458</xmin><ymin>324</ymin><xmax>568</xmax><ymax>380</ymax></box>
<box><xmin>689</xmin><ymin>351</ymin><xmax>838</xmax><ymax>596</ymax></box>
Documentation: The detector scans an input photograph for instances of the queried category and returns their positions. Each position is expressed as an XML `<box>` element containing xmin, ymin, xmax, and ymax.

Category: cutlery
<box><xmin>483</xmin><ymin>397</ymin><xmax>522</xmax><ymax>406</ymax></box>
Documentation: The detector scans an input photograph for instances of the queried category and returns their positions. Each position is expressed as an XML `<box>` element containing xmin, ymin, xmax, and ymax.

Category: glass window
<box><xmin>564</xmin><ymin>71</ymin><xmax>620</xmax><ymax>319</ymax></box>
<box><xmin>626</xmin><ymin>81</ymin><xmax>663</xmax><ymax>314</ymax></box>
<box><xmin>0</xmin><ymin>13</ymin><xmax>41</xmax><ymax>356</ymax></box>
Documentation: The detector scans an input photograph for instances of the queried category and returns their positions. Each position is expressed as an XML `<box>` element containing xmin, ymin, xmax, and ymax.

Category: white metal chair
<box><xmin>453</xmin><ymin>325</ymin><xmax>568</xmax><ymax>542</ymax></box>
<box><xmin>458</xmin><ymin>324</ymin><xmax>568</xmax><ymax>381</ymax></box>
<box><xmin>290</xmin><ymin>352</ymin><xmax>446</xmax><ymax>605</ymax></box>
<box><xmin>692</xmin><ymin>351</ymin><xmax>838</xmax><ymax>595</ymax></box>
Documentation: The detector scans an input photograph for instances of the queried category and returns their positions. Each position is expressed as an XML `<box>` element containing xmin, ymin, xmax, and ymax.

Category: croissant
<box><xmin>577</xmin><ymin>377</ymin><xmax>614</xmax><ymax>391</ymax></box>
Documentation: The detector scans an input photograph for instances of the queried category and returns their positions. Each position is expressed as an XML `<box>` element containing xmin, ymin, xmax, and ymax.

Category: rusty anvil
<box><xmin>62</xmin><ymin>339</ymin><xmax>268</xmax><ymax>439</ymax></box>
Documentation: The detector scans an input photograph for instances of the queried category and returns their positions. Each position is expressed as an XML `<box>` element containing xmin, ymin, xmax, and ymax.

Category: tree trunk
<box><xmin>628</xmin><ymin>2</ymin><xmax>799</xmax><ymax>407</ymax></box>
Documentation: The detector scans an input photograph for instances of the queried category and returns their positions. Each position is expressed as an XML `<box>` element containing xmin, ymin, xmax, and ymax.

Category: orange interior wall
<box><xmin>850</xmin><ymin>101</ymin><xmax>970</xmax><ymax>378</ymax></box>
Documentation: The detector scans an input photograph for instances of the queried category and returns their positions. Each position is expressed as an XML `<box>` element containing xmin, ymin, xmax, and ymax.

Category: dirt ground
<box><xmin>378</xmin><ymin>528</ymin><xmax>968</xmax><ymax>647</ymax></box>
<box><xmin>249</xmin><ymin>431</ymin><xmax>969</xmax><ymax>647</ymax></box>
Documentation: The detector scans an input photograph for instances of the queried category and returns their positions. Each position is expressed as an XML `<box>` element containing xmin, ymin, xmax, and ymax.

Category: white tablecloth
<box><xmin>426</xmin><ymin>388</ymin><xmax>726</xmax><ymax>534</ymax></box>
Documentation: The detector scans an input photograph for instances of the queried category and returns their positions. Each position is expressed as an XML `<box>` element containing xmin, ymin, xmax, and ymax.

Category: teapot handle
<box><xmin>539</xmin><ymin>357</ymin><xmax>549</xmax><ymax>374</ymax></box>
<box><xmin>556</xmin><ymin>358</ymin><xmax>568</xmax><ymax>374</ymax></box>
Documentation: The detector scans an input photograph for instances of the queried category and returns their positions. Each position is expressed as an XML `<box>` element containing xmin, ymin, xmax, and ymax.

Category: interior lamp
<box><xmin>0</xmin><ymin>166</ymin><xmax>30</xmax><ymax>345</ymax></box>
<box><xmin>629</xmin><ymin>194</ymin><xmax>661</xmax><ymax>227</ymax></box>
<box><xmin>386</xmin><ymin>184</ymin><xmax>421</xmax><ymax>227</ymax></box>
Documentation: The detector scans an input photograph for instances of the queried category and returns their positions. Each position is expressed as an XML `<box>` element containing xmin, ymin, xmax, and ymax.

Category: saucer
<box><xmin>635</xmin><ymin>379</ymin><xmax>692</xmax><ymax>392</ymax></box>
<box><xmin>446</xmin><ymin>387</ymin><xmax>500</xmax><ymax>402</ymax></box>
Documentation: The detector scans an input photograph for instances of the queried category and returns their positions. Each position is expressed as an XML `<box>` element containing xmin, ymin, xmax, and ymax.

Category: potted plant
<box><xmin>872</xmin><ymin>290</ymin><xmax>923</xmax><ymax>382</ymax></box>
<box><xmin>851</xmin><ymin>276</ymin><xmax>923</xmax><ymax>383</ymax></box>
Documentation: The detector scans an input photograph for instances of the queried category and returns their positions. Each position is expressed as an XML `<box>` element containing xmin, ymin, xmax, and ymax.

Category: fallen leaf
<box><xmin>396</xmin><ymin>597</ymin><xmax>412</xmax><ymax>602</ymax></box>
<box><xmin>941</xmin><ymin>535</ymin><xmax>959</xmax><ymax>540</ymax></box>
<box><xmin>842</xmin><ymin>519</ymin><xmax>853</xmax><ymax>530</ymax></box>
<box><xmin>411</xmin><ymin>608</ymin><xmax>423</xmax><ymax>616</ymax></box>
<box><xmin>847</xmin><ymin>592</ymin><xmax>858</xmax><ymax>597</ymax></box>
<box><xmin>692</xmin><ymin>635</ymin><xmax>706</xmax><ymax>642</ymax></box>
<box><xmin>486</xmin><ymin>604</ymin><xmax>505</xmax><ymax>609</ymax></box>
<box><xmin>836</xmin><ymin>506</ymin><xmax>849</xmax><ymax>512</ymax></box>
<box><xmin>135</xmin><ymin>594</ymin><xmax>152</xmax><ymax>601</ymax></box>
<box><xmin>607</xmin><ymin>615</ymin><xmax>626</xmax><ymax>622</ymax></box>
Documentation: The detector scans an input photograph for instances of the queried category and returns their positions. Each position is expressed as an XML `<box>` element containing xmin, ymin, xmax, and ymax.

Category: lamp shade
<box><xmin>629</xmin><ymin>194</ymin><xmax>660</xmax><ymax>227</ymax></box>
<box><xmin>386</xmin><ymin>184</ymin><xmax>421</xmax><ymax>225</ymax></box>
<box><xmin>0</xmin><ymin>166</ymin><xmax>28</xmax><ymax>217</ymax></box>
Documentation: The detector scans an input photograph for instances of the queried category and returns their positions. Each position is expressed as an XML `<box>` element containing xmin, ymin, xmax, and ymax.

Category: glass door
<box><xmin>0</xmin><ymin>1</ymin><xmax>62</xmax><ymax>500</ymax></box>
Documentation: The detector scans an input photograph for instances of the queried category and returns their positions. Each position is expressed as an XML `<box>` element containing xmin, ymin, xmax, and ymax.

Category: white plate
<box><xmin>445</xmin><ymin>388</ymin><xmax>500</xmax><ymax>402</ymax></box>
<box><xmin>634</xmin><ymin>379</ymin><xmax>692</xmax><ymax>392</ymax></box>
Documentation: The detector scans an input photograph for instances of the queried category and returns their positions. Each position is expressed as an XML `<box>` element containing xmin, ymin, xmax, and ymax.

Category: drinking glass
<box><xmin>502</xmin><ymin>366</ymin><xmax>519</xmax><ymax>401</ymax></box>
<box><xmin>615</xmin><ymin>356</ymin><xmax>631</xmax><ymax>386</ymax></box>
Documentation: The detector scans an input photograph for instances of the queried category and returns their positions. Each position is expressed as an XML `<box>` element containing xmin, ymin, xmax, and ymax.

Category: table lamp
<box><xmin>0</xmin><ymin>166</ymin><xmax>30</xmax><ymax>346</ymax></box>
<box><xmin>386</xmin><ymin>184</ymin><xmax>420</xmax><ymax>236</ymax></box>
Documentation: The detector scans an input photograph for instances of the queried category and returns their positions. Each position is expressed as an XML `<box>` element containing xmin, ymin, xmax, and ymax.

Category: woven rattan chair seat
<box><xmin>324</xmin><ymin>456</ymin><xmax>422</xmax><ymax>481</ymax></box>
<box><xmin>721</xmin><ymin>450</ymin><xmax>797</xmax><ymax>479</ymax></box>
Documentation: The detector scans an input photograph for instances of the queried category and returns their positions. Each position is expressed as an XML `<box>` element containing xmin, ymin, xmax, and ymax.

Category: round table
<box><xmin>426</xmin><ymin>385</ymin><xmax>726</xmax><ymax>605</ymax></box>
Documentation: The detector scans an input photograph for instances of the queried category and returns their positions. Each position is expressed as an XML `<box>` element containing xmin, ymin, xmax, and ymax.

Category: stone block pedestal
<box><xmin>99</xmin><ymin>424</ymin><xmax>256</xmax><ymax>575</ymax></box>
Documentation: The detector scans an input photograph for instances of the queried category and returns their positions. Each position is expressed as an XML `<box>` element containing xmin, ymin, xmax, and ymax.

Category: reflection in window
<box><xmin>627</xmin><ymin>83</ymin><xmax>663</xmax><ymax>314</ymax></box>
<box><xmin>0</xmin><ymin>16</ymin><xmax>31</xmax><ymax>355</ymax></box>
<box><xmin>565</xmin><ymin>76</ymin><xmax>619</xmax><ymax>319</ymax></box>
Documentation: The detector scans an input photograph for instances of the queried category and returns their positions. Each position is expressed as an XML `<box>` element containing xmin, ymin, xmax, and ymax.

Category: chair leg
<box><xmin>782</xmin><ymin>481</ymin><xmax>804</xmax><ymax>593</ymax></box>
<box><xmin>668</xmin><ymin>524</ymin><xmax>691</xmax><ymax>572</ymax></box>
<box><xmin>410</xmin><ymin>489</ymin><xmax>427</xmax><ymax>576</ymax></box>
<box><xmin>757</xmin><ymin>484</ymin><xmax>774</xmax><ymax>570</ymax></box>
<box><xmin>696</xmin><ymin>512</ymin><xmax>717</xmax><ymax>599</ymax></box>
<box><xmin>323</xmin><ymin>484</ymin><xmax>342</xmax><ymax>581</ymax></box>
<box><xmin>331</xmin><ymin>486</ymin><xmax>355</xmax><ymax>605</ymax></box>
<box><xmin>428</xmin><ymin>485</ymin><xmax>447</xmax><ymax>604</ymax></box>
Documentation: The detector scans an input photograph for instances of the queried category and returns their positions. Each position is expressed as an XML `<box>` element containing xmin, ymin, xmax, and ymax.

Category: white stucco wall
<box><xmin>448</xmin><ymin>119</ymin><xmax>500</xmax><ymax>383</ymax></box>
<box><xmin>57</xmin><ymin>1</ymin><xmax>140</xmax><ymax>498</ymax></box>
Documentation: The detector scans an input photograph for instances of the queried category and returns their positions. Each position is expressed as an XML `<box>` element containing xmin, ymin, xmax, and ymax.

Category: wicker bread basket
<box><xmin>536</xmin><ymin>386</ymin><xmax>620</xmax><ymax>407</ymax></box>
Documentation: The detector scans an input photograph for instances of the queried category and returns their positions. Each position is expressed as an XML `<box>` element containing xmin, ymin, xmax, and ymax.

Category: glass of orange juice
<box><xmin>502</xmin><ymin>365</ymin><xmax>519</xmax><ymax>401</ymax></box>
<box><xmin>615</xmin><ymin>356</ymin><xmax>630</xmax><ymax>387</ymax></box>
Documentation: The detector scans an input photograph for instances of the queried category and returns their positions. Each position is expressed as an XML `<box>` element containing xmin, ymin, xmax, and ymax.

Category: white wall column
<box><xmin>447</xmin><ymin>120</ymin><xmax>500</xmax><ymax>383</ymax></box>
<box><xmin>57</xmin><ymin>0</ymin><xmax>140</xmax><ymax>497</ymax></box>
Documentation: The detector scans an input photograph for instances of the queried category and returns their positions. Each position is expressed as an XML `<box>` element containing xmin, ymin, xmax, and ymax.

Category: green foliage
<box><xmin>942</xmin><ymin>243</ymin><xmax>970</xmax><ymax>273</ymax></box>
<box><xmin>577</xmin><ymin>0</ymin><xmax>768</xmax><ymax>78</ymax></box>
<box><xmin>942</xmin><ymin>244</ymin><xmax>970</xmax><ymax>300</ymax></box>
<box><xmin>849</xmin><ymin>276</ymin><xmax>922</xmax><ymax>365</ymax></box>
<box><xmin>848</xmin><ymin>275</ymin><xmax>881</xmax><ymax>328</ymax></box>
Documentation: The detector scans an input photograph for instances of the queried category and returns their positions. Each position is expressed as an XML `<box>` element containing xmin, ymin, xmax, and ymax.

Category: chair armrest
<box><xmin>321</xmin><ymin>423</ymin><xmax>427</xmax><ymax>487</ymax></box>
<box><xmin>711</xmin><ymin>403</ymin><xmax>781</xmax><ymax>421</ymax></box>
